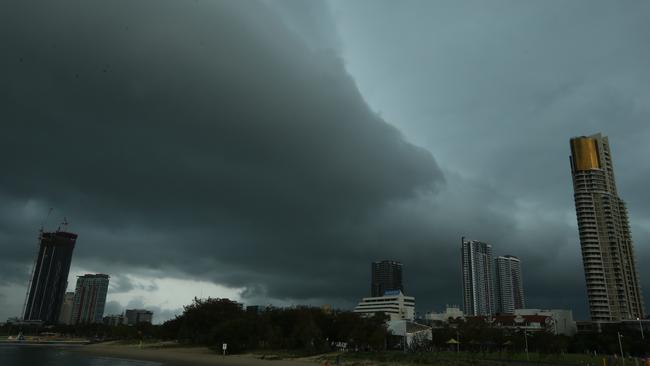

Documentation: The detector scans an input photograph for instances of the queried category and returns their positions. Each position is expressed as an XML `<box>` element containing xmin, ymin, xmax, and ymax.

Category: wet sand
<box><xmin>76</xmin><ymin>343</ymin><xmax>322</xmax><ymax>366</ymax></box>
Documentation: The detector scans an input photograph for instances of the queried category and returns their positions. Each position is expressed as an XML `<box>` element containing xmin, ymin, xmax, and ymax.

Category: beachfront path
<box><xmin>77</xmin><ymin>344</ymin><xmax>320</xmax><ymax>366</ymax></box>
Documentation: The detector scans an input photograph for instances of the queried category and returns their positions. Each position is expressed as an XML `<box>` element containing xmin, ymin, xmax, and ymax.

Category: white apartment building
<box><xmin>354</xmin><ymin>290</ymin><xmax>415</xmax><ymax>321</ymax></box>
<box><xmin>514</xmin><ymin>309</ymin><xmax>577</xmax><ymax>336</ymax></box>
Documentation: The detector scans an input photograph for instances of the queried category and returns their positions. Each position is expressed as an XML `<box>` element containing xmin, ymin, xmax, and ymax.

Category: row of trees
<box><xmin>161</xmin><ymin>297</ymin><xmax>389</xmax><ymax>353</ymax></box>
<box><xmin>158</xmin><ymin>298</ymin><xmax>650</xmax><ymax>357</ymax></box>
<box><xmin>0</xmin><ymin>321</ymin><xmax>160</xmax><ymax>340</ymax></box>
<box><xmin>431</xmin><ymin>319</ymin><xmax>570</xmax><ymax>355</ymax></box>
<box><xmin>0</xmin><ymin>298</ymin><xmax>390</xmax><ymax>354</ymax></box>
<box><xmin>3</xmin><ymin>299</ymin><xmax>648</xmax><ymax>357</ymax></box>
<box><xmin>430</xmin><ymin>318</ymin><xmax>650</xmax><ymax>357</ymax></box>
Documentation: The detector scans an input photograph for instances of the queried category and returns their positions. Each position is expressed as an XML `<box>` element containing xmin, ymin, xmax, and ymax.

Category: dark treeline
<box><xmin>0</xmin><ymin>321</ymin><xmax>160</xmax><ymax>340</ymax></box>
<box><xmin>161</xmin><ymin>297</ymin><xmax>389</xmax><ymax>353</ymax></box>
<box><xmin>2</xmin><ymin>299</ymin><xmax>648</xmax><ymax>358</ymax></box>
<box><xmin>0</xmin><ymin>297</ymin><xmax>391</xmax><ymax>354</ymax></box>
<box><xmin>430</xmin><ymin>318</ymin><xmax>650</xmax><ymax>358</ymax></box>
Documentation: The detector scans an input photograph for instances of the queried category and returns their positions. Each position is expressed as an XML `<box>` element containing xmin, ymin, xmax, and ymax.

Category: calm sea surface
<box><xmin>0</xmin><ymin>345</ymin><xmax>161</xmax><ymax>366</ymax></box>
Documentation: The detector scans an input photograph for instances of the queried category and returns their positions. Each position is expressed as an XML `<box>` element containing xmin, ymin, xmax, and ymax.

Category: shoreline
<box><xmin>75</xmin><ymin>342</ymin><xmax>322</xmax><ymax>366</ymax></box>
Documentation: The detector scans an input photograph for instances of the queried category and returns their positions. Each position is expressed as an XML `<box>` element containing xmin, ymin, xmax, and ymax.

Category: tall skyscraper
<box><xmin>23</xmin><ymin>230</ymin><xmax>77</xmax><ymax>323</ymax></box>
<box><xmin>71</xmin><ymin>274</ymin><xmax>110</xmax><ymax>324</ymax></box>
<box><xmin>371</xmin><ymin>260</ymin><xmax>404</xmax><ymax>297</ymax></box>
<box><xmin>570</xmin><ymin>133</ymin><xmax>645</xmax><ymax>321</ymax></box>
<box><xmin>461</xmin><ymin>237</ymin><xmax>494</xmax><ymax>316</ymax></box>
<box><xmin>58</xmin><ymin>292</ymin><xmax>75</xmax><ymax>324</ymax></box>
<box><xmin>494</xmin><ymin>255</ymin><xmax>525</xmax><ymax>314</ymax></box>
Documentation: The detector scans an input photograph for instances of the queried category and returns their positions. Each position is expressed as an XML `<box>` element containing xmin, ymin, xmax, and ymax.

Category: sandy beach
<box><xmin>76</xmin><ymin>342</ymin><xmax>323</xmax><ymax>366</ymax></box>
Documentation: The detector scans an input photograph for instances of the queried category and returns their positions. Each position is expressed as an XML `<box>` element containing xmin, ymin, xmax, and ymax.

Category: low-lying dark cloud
<box><xmin>0</xmin><ymin>0</ymin><xmax>443</xmax><ymax>317</ymax></box>
<box><xmin>1</xmin><ymin>0</ymin><xmax>649</xmax><ymax>321</ymax></box>
<box><xmin>110</xmin><ymin>275</ymin><xmax>158</xmax><ymax>294</ymax></box>
<box><xmin>331</xmin><ymin>0</ymin><xmax>650</xmax><ymax>317</ymax></box>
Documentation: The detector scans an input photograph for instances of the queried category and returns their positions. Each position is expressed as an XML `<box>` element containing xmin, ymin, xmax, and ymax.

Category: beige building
<box><xmin>569</xmin><ymin>133</ymin><xmax>645</xmax><ymax>321</ymax></box>
<box><xmin>424</xmin><ymin>305</ymin><xmax>464</xmax><ymax>322</ymax></box>
<box><xmin>514</xmin><ymin>309</ymin><xmax>577</xmax><ymax>336</ymax></box>
<box><xmin>57</xmin><ymin>292</ymin><xmax>75</xmax><ymax>324</ymax></box>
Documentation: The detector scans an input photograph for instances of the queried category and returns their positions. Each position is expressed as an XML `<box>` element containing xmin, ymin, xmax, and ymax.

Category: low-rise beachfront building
<box><xmin>353</xmin><ymin>290</ymin><xmax>415</xmax><ymax>321</ymax></box>
<box><xmin>125</xmin><ymin>309</ymin><xmax>153</xmax><ymax>325</ymax></box>
<box><xmin>387</xmin><ymin>320</ymin><xmax>432</xmax><ymax>349</ymax></box>
<box><xmin>425</xmin><ymin>305</ymin><xmax>464</xmax><ymax>323</ymax></box>
<box><xmin>103</xmin><ymin>314</ymin><xmax>126</xmax><ymax>326</ymax></box>
<box><xmin>513</xmin><ymin>309</ymin><xmax>576</xmax><ymax>336</ymax></box>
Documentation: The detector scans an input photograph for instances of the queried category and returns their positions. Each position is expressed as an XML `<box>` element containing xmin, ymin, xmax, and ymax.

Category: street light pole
<box><xmin>638</xmin><ymin>318</ymin><xmax>645</xmax><ymax>340</ymax></box>
<box><xmin>523</xmin><ymin>329</ymin><xmax>529</xmax><ymax>361</ymax></box>
<box><xmin>617</xmin><ymin>332</ymin><xmax>625</xmax><ymax>366</ymax></box>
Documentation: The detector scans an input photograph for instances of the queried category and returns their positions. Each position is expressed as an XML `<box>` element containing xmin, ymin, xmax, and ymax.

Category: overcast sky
<box><xmin>1</xmin><ymin>0</ymin><xmax>649</xmax><ymax>323</ymax></box>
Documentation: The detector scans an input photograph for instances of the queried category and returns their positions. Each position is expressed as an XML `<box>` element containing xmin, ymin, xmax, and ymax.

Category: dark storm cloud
<box><xmin>104</xmin><ymin>298</ymin><xmax>181</xmax><ymax>324</ymax></box>
<box><xmin>110</xmin><ymin>276</ymin><xmax>136</xmax><ymax>294</ymax></box>
<box><xmin>110</xmin><ymin>275</ymin><xmax>158</xmax><ymax>294</ymax></box>
<box><xmin>124</xmin><ymin>297</ymin><xmax>182</xmax><ymax>324</ymax></box>
<box><xmin>0</xmin><ymin>0</ymin><xmax>442</xmax><ymax>314</ymax></box>
<box><xmin>3</xmin><ymin>0</ymin><xmax>648</xmax><ymax>322</ymax></box>
<box><xmin>332</xmin><ymin>0</ymin><xmax>650</xmax><ymax>316</ymax></box>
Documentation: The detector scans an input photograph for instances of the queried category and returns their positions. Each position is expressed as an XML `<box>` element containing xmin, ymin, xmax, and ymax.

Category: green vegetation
<box><xmin>0</xmin><ymin>321</ymin><xmax>162</xmax><ymax>341</ymax></box>
<box><xmin>161</xmin><ymin>297</ymin><xmax>390</xmax><ymax>354</ymax></box>
<box><xmin>324</xmin><ymin>351</ymin><xmax>614</xmax><ymax>366</ymax></box>
<box><xmin>2</xmin><ymin>299</ymin><xmax>649</xmax><ymax>364</ymax></box>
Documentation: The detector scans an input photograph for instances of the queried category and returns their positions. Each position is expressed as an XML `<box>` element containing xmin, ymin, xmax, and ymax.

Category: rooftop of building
<box><xmin>498</xmin><ymin>255</ymin><xmax>520</xmax><ymax>260</ymax></box>
<box><xmin>373</xmin><ymin>260</ymin><xmax>402</xmax><ymax>265</ymax></box>
<box><xmin>78</xmin><ymin>273</ymin><xmax>110</xmax><ymax>278</ymax></box>
<box><xmin>43</xmin><ymin>231</ymin><xmax>78</xmax><ymax>239</ymax></box>
<box><xmin>358</xmin><ymin>290</ymin><xmax>414</xmax><ymax>301</ymax></box>
<box><xmin>466</xmin><ymin>314</ymin><xmax>551</xmax><ymax>325</ymax></box>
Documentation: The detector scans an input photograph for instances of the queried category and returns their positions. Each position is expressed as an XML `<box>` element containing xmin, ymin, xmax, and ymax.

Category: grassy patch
<box><xmin>320</xmin><ymin>351</ymin><xmax>620</xmax><ymax>366</ymax></box>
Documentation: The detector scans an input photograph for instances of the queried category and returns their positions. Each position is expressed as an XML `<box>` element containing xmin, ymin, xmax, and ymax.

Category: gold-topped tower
<box><xmin>569</xmin><ymin>133</ymin><xmax>645</xmax><ymax>321</ymax></box>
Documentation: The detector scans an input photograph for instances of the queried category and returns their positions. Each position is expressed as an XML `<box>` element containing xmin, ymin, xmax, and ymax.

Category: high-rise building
<box><xmin>461</xmin><ymin>237</ymin><xmax>494</xmax><ymax>316</ymax></box>
<box><xmin>23</xmin><ymin>230</ymin><xmax>77</xmax><ymax>323</ymax></box>
<box><xmin>570</xmin><ymin>133</ymin><xmax>645</xmax><ymax>321</ymax></box>
<box><xmin>125</xmin><ymin>309</ymin><xmax>153</xmax><ymax>325</ymax></box>
<box><xmin>71</xmin><ymin>274</ymin><xmax>110</xmax><ymax>324</ymax></box>
<box><xmin>495</xmin><ymin>255</ymin><xmax>525</xmax><ymax>314</ymax></box>
<box><xmin>58</xmin><ymin>292</ymin><xmax>75</xmax><ymax>324</ymax></box>
<box><xmin>371</xmin><ymin>260</ymin><xmax>404</xmax><ymax>297</ymax></box>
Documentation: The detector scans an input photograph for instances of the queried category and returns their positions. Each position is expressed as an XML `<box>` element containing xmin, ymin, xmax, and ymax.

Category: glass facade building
<box><xmin>371</xmin><ymin>260</ymin><xmax>404</xmax><ymax>297</ymax></box>
<box><xmin>461</xmin><ymin>237</ymin><xmax>495</xmax><ymax>316</ymax></box>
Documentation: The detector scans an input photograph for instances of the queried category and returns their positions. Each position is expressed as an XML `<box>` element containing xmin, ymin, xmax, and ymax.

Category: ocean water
<box><xmin>0</xmin><ymin>346</ymin><xmax>161</xmax><ymax>366</ymax></box>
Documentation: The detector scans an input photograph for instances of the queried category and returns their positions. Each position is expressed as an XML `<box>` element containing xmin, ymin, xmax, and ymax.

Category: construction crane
<box><xmin>21</xmin><ymin>208</ymin><xmax>53</xmax><ymax>320</ymax></box>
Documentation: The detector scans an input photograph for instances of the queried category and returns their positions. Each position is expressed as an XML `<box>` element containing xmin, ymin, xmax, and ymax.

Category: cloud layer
<box><xmin>1</xmin><ymin>0</ymin><xmax>649</xmax><ymax>321</ymax></box>
<box><xmin>1</xmin><ymin>0</ymin><xmax>442</xmax><ymax>319</ymax></box>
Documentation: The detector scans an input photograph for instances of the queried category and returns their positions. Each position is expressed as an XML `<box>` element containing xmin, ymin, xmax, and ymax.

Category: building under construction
<box><xmin>23</xmin><ymin>229</ymin><xmax>78</xmax><ymax>323</ymax></box>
